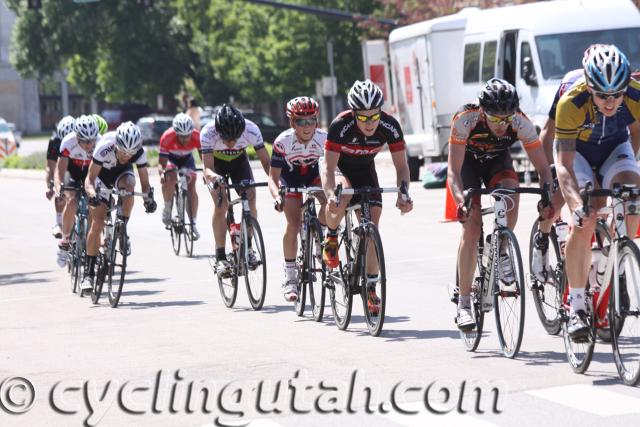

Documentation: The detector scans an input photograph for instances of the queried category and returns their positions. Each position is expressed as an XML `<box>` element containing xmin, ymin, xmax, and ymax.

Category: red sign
<box><xmin>369</xmin><ymin>64</ymin><xmax>388</xmax><ymax>100</ymax></box>
<box><xmin>404</xmin><ymin>66</ymin><xmax>413</xmax><ymax>104</ymax></box>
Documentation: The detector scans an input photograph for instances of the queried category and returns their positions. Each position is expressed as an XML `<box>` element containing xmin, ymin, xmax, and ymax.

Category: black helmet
<box><xmin>478</xmin><ymin>78</ymin><xmax>519</xmax><ymax>115</ymax></box>
<box><xmin>215</xmin><ymin>104</ymin><xmax>246</xmax><ymax>140</ymax></box>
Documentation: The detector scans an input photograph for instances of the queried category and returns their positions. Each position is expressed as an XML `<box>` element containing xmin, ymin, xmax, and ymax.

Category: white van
<box><xmin>364</xmin><ymin>0</ymin><xmax>640</xmax><ymax>180</ymax></box>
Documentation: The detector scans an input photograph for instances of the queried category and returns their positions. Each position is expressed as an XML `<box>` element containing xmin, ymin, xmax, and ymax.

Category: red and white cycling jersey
<box><xmin>60</xmin><ymin>132</ymin><xmax>93</xmax><ymax>180</ymax></box>
<box><xmin>271</xmin><ymin>128</ymin><xmax>326</xmax><ymax>171</ymax></box>
<box><xmin>159</xmin><ymin>128</ymin><xmax>201</xmax><ymax>159</ymax></box>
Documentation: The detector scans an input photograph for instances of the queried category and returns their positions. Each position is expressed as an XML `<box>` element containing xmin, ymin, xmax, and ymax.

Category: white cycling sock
<box><xmin>458</xmin><ymin>295</ymin><xmax>471</xmax><ymax>309</ymax></box>
<box><xmin>284</xmin><ymin>261</ymin><xmax>297</xmax><ymax>281</ymax></box>
<box><xmin>56</xmin><ymin>212</ymin><xmax>62</xmax><ymax>226</ymax></box>
<box><xmin>569</xmin><ymin>288</ymin><xmax>586</xmax><ymax>313</ymax></box>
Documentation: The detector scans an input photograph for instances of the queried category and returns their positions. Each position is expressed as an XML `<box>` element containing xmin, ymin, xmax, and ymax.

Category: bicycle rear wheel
<box><xmin>459</xmin><ymin>257</ymin><xmax>485</xmax><ymax>352</ymax></box>
<box><xmin>494</xmin><ymin>228</ymin><xmax>526</xmax><ymax>358</ymax></box>
<box><xmin>92</xmin><ymin>252</ymin><xmax>107</xmax><ymax>304</ymax></box>
<box><xmin>329</xmin><ymin>229</ymin><xmax>353</xmax><ymax>330</ymax></box>
<box><xmin>217</xmin><ymin>251</ymin><xmax>239</xmax><ymax>308</ymax></box>
<box><xmin>560</xmin><ymin>272</ymin><xmax>595</xmax><ymax>374</ymax></box>
<box><xmin>69</xmin><ymin>223</ymin><xmax>80</xmax><ymax>294</ymax></box>
<box><xmin>170</xmin><ymin>191</ymin><xmax>182</xmax><ymax>256</ymax></box>
<box><xmin>307</xmin><ymin>219</ymin><xmax>326</xmax><ymax>322</ymax></box>
<box><xmin>360</xmin><ymin>225</ymin><xmax>386</xmax><ymax>337</ymax></box>
<box><xmin>243</xmin><ymin>216</ymin><xmax>267</xmax><ymax>310</ymax></box>
<box><xmin>107</xmin><ymin>223</ymin><xmax>128</xmax><ymax>308</ymax></box>
<box><xmin>610</xmin><ymin>238</ymin><xmax>640</xmax><ymax>386</ymax></box>
<box><xmin>183</xmin><ymin>191</ymin><xmax>194</xmax><ymax>257</ymax></box>
<box><xmin>529</xmin><ymin>219</ymin><xmax>562</xmax><ymax>335</ymax></box>
<box><xmin>294</xmin><ymin>226</ymin><xmax>307</xmax><ymax>317</ymax></box>
<box><xmin>72</xmin><ymin>216</ymin><xmax>88</xmax><ymax>294</ymax></box>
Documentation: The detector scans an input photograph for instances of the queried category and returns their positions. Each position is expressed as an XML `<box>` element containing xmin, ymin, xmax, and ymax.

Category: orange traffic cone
<box><xmin>443</xmin><ymin>179</ymin><xmax>458</xmax><ymax>222</ymax></box>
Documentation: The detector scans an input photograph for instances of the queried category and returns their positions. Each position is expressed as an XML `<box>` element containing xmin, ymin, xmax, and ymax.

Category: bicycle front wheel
<box><xmin>360</xmin><ymin>225</ymin><xmax>386</xmax><ymax>337</ymax></box>
<box><xmin>329</xmin><ymin>228</ymin><xmax>354</xmax><ymax>330</ymax></box>
<box><xmin>294</xmin><ymin>228</ymin><xmax>307</xmax><ymax>317</ymax></box>
<box><xmin>217</xmin><ymin>252</ymin><xmax>238</xmax><ymax>308</ymax></box>
<box><xmin>529</xmin><ymin>219</ymin><xmax>562</xmax><ymax>335</ymax></box>
<box><xmin>494</xmin><ymin>228</ymin><xmax>526</xmax><ymax>358</ymax></box>
<box><xmin>307</xmin><ymin>219</ymin><xmax>326</xmax><ymax>322</ymax></box>
<box><xmin>107</xmin><ymin>223</ymin><xmax>128</xmax><ymax>308</ymax></box>
<box><xmin>610</xmin><ymin>238</ymin><xmax>640</xmax><ymax>386</ymax></box>
<box><xmin>92</xmin><ymin>252</ymin><xmax>107</xmax><ymax>304</ymax></box>
<box><xmin>69</xmin><ymin>222</ymin><xmax>81</xmax><ymax>294</ymax></box>
<box><xmin>243</xmin><ymin>216</ymin><xmax>267</xmax><ymax>310</ymax></box>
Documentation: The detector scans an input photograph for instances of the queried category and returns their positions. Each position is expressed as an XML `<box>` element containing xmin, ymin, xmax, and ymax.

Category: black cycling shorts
<box><xmin>336</xmin><ymin>161</ymin><xmax>382</xmax><ymax>208</ymax></box>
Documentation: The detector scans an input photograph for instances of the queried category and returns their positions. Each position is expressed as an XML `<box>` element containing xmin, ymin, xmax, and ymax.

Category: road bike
<box><xmin>166</xmin><ymin>167</ymin><xmax>202</xmax><ymax>257</ymax></box>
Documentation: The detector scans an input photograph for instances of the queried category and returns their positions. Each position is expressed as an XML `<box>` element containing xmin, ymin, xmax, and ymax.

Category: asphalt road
<box><xmin>1</xmin><ymin>161</ymin><xmax>639</xmax><ymax>427</ymax></box>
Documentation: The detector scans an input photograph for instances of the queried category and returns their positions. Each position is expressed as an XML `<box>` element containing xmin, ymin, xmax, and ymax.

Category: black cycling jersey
<box><xmin>325</xmin><ymin>110</ymin><xmax>405</xmax><ymax>170</ymax></box>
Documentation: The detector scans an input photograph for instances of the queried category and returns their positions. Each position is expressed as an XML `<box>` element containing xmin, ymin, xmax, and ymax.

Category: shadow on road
<box><xmin>124</xmin><ymin>277</ymin><xmax>168</xmax><ymax>284</ymax></box>
<box><xmin>118</xmin><ymin>300</ymin><xmax>205</xmax><ymax>309</ymax></box>
<box><xmin>120</xmin><ymin>290</ymin><xmax>164</xmax><ymax>297</ymax></box>
<box><xmin>380</xmin><ymin>328</ymin><xmax>461</xmax><ymax>341</ymax></box>
<box><xmin>0</xmin><ymin>270</ymin><xmax>52</xmax><ymax>286</ymax></box>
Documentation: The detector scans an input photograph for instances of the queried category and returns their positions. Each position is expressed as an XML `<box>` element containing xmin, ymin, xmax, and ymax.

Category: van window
<box><xmin>536</xmin><ymin>27</ymin><xmax>640</xmax><ymax>79</ymax></box>
<box><xmin>482</xmin><ymin>41</ymin><xmax>497</xmax><ymax>81</ymax></box>
<box><xmin>463</xmin><ymin>43</ymin><xmax>481</xmax><ymax>83</ymax></box>
<box><xmin>520</xmin><ymin>42</ymin><xmax>537</xmax><ymax>79</ymax></box>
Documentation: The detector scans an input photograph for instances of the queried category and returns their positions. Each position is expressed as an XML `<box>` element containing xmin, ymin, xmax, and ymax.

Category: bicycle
<box><xmin>278</xmin><ymin>186</ymin><xmax>326</xmax><ymax>320</ymax></box>
<box><xmin>456</xmin><ymin>186</ymin><xmax>549</xmax><ymax>358</ymax></box>
<box><xmin>166</xmin><ymin>167</ymin><xmax>202</xmax><ymax>257</ymax></box>
<box><xmin>558</xmin><ymin>182</ymin><xmax>640</xmax><ymax>385</ymax></box>
<box><xmin>207</xmin><ymin>178</ymin><xmax>268</xmax><ymax>310</ymax></box>
<box><xmin>325</xmin><ymin>183</ymin><xmax>407</xmax><ymax>337</ymax></box>
<box><xmin>91</xmin><ymin>187</ymin><xmax>153</xmax><ymax>308</ymax></box>
<box><xmin>63</xmin><ymin>185</ymin><xmax>89</xmax><ymax>295</ymax></box>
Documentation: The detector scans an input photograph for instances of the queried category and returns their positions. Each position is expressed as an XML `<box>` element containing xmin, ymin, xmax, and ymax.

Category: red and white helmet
<box><xmin>286</xmin><ymin>96</ymin><xmax>319</xmax><ymax>118</ymax></box>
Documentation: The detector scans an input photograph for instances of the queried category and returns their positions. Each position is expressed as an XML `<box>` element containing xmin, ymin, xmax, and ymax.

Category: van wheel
<box><xmin>408</xmin><ymin>156</ymin><xmax>422</xmax><ymax>182</ymax></box>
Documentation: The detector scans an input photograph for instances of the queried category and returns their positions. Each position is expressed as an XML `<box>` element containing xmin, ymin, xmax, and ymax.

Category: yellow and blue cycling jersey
<box><xmin>555</xmin><ymin>79</ymin><xmax>640</xmax><ymax>167</ymax></box>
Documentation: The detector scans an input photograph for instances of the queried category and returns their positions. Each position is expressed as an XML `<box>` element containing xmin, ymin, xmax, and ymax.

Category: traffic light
<box><xmin>27</xmin><ymin>0</ymin><xmax>41</xmax><ymax>10</ymax></box>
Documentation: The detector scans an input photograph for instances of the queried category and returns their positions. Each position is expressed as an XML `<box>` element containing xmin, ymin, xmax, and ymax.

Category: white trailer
<box><xmin>364</xmin><ymin>0</ymin><xmax>640</xmax><ymax>180</ymax></box>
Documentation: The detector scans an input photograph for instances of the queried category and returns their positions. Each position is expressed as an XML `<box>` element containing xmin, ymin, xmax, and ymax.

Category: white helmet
<box><xmin>74</xmin><ymin>115</ymin><xmax>99</xmax><ymax>141</ymax></box>
<box><xmin>172</xmin><ymin>113</ymin><xmax>194</xmax><ymax>136</ymax></box>
<box><xmin>347</xmin><ymin>79</ymin><xmax>384</xmax><ymax>110</ymax></box>
<box><xmin>116</xmin><ymin>121</ymin><xmax>142</xmax><ymax>155</ymax></box>
<box><xmin>56</xmin><ymin>115</ymin><xmax>75</xmax><ymax>140</ymax></box>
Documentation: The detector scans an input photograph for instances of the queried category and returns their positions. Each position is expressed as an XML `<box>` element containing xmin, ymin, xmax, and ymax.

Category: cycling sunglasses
<box><xmin>293</xmin><ymin>117</ymin><xmax>318</xmax><ymax>126</ymax></box>
<box><xmin>355</xmin><ymin>112</ymin><xmax>381</xmax><ymax>122</ymax></box>
<box><xmin>485</xmin><ymin>112</ymin><xmax>515</xmax><ymax>126</ymax></box>
<box><xmin>78</xmin><ymin>137</ymin><xmax>96</xmax><ymax>145</ymax></box>
<box><xmin>593</xmin><ymin>90</ymin><xmax>626</xmax><ymax>100</ymax></box>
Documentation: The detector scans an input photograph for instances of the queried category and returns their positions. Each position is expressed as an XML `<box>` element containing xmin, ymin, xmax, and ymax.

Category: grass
<box><xmin>0</xmin><ymin>143</ymin><xmax>273</xmax><ymax>170</ymax></box>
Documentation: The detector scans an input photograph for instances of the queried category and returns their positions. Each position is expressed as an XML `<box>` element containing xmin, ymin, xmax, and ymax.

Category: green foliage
<box><xmin>1</xmin><ymin>152</ymin><xmax>46</xmax><ymax>170</ymax></box>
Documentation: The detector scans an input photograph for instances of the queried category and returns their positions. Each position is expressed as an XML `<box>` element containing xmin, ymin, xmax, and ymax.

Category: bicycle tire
<box><xmin>183</xmin><ymin>190</ymin><xmax>194</xmax><ymax>257</ymax></box>
<box><xmin>610</xmin><ymin>238</ymin><xmax>640</xmax><ymax>386</ymax></box>
<box><xmin>74</xmin><ymin>216</ymin><xmax>88</xmax><ymax>294</ymax></box>
<box><xmin>360</xmin><ymin>224</ymin><xmax>386</xmax><ymax>337</ymax></box>
<box><xmin>294</xmin><ymin>223</ymin><xmax>307</xmax><ymax>317</ymax></box>
<box><xmin>243</xmin><ymin>216</ymin><xmax>267</xmax><ymax>310</ymax></box>
<box><xmin>69</xmin><ymin>222</ymin><xmax>80</xmax><ymax>294</ymax></box>
<box><xmin>217</xmin><ymin>250</ymin><xmax>239</xmax><ymax>308</ymax></box>
<box><xmin>307</xmin><ymin>219</ymin><xmax>326</xmax><ymax>322</ymax></box>
<box><xmin>529</xmin><ymin>219</ymin><xmax>562</xmax><ymax>335</ymax></box>
<box><xmin>494</xmin><ymin>227</ymin><xmax>526</xmax><ymax>358</ymax></box>
<box><xmin>459</xmin><ymin>253</ymin><xmax>485</xmax><ymax>352</ymax></box>
<box><xmin>170</xmin><ymin>191</ymin><xmax>182</xmax><ymax>256</ymax></box>
<box><xmin>560</xmin><ymin>270</ymin><xmax>596</xmax><ymax>374</ymax></box>
<box><xmin>593</xmin><ymin>220</ymin><xmax>620</xmax><ymax>343</ymax></box>
<box><xmin>329</xmin><ymin>227</ymin><xmax>354</xmax><ymax>331</ymax></box>
<box><xmin>107</xmin><ymin>222</ymin><xmax>128</xmax><ymax>308</ymax></box>
<box><xmin>92</xmin><ymin>252</ymin><xmax>107</xmax><ymax>304</ymax></box>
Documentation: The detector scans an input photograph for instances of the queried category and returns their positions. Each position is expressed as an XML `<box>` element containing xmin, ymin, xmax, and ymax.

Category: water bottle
<box><xmin>588</xmin><ymin>247</ymin><xmax>605</xmax><ymax>290</ymax></box>
<box><xmin>554</xmin><ymin>220</ymin><xmax>569</xmax><ymax>259</ymax></box>
<box><xmin>230</xmin><ymin>223</ymin><xmax>241</xmax><ymax>251</ymax></box>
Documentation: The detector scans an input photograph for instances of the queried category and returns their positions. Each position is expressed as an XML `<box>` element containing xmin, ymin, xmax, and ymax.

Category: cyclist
<box><xmin>158</xmin><ymin>113</ymin><xmax>202</xmax><ymax>240</ymax></box>
<box><xmin>82</xmin><ymin>122</ymin><xmax>157</xmax><ymax>291</ymax></box>
<box><xmin>555</xmin><ymin>45</ymin><xmax>640</xmax><ymax>340</ymax></box>
<box><xmin>534</xmin><ymin>45</ymin><xmax>640</xmax><ymax>283</ymax></box>
<box><xmin>200</xmin><ymin>104</ymin><xmax>271</xmax><ymax>276</ymax></box>
<box><xmin>46</xmin><ymin>116</ymin><xmax>75</xmax><ymax>239</ymax></box>
<box><xmin>447</xmin><ymin>78</ymin><xmax>554</xmax><ymax>331</ymax></box>
<box><xmin>268</xmin><ymin>96</ymin><xmax>327</xmax><ymax>302</ymax></box>
<box><xmin>92</xmin><ymin>114</ymin><xmax>109</xmax><ymax>136</ymax></box>
<box><xmin>321</xmin><ymin>79</ymin><xmax>413</xmax><ymax>315</ymax></box>
<box><xmin>54</xmin><ymin>115</ymin><xmax>99</xmax><ymax>267</ymax></box>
